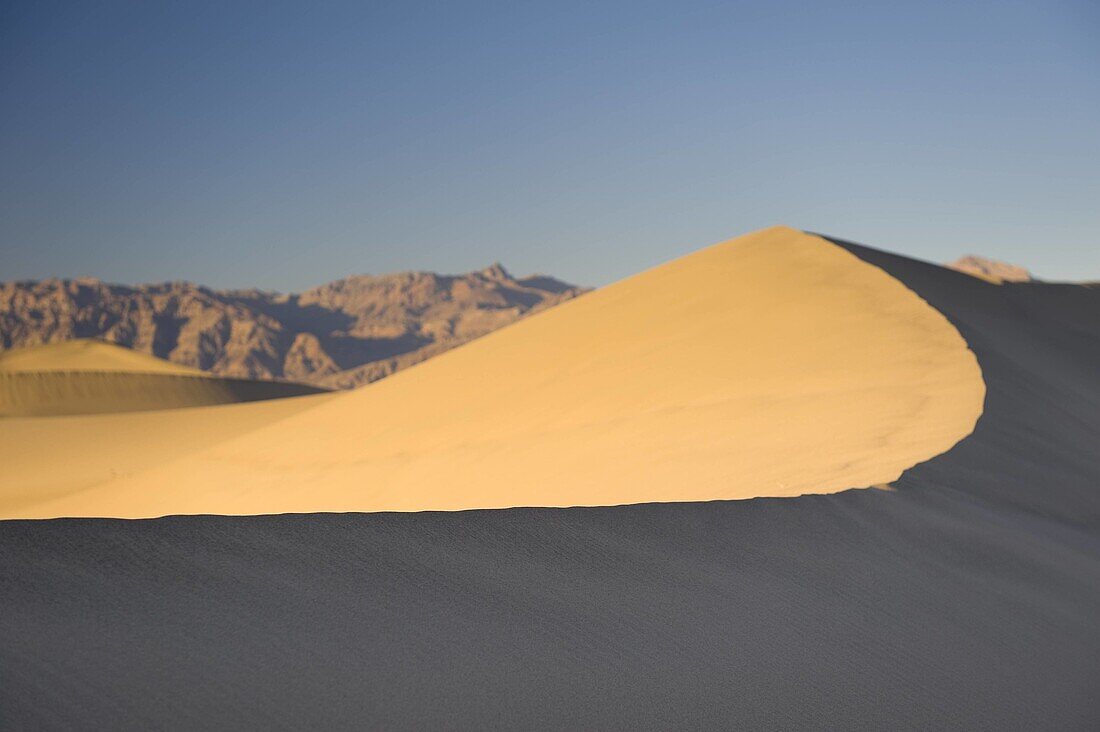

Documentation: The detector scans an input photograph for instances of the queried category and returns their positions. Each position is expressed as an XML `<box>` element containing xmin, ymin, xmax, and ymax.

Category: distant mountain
<box><xmin>948</xmin><ymin>255</ymin><xmax>1032</xmax><ymax>283</ymax></box>
<box><xmin>0</xmin><ymin>265</ymin><xmax>587</xmax><ymax>388</ymax></box>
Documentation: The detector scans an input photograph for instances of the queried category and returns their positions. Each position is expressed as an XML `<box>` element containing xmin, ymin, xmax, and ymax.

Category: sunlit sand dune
<box><xmin>0</xmin><ymin>226</ymin><xmax>985</xmax><ymax>519</ymax></box>
<box><xmin>0</xmin><ymin>339</ymin><xmax>327</xmax><ymax>417</ymax></box>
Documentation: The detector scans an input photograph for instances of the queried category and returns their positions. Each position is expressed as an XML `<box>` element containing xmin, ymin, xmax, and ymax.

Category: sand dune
<box><xmin>2</xmin><ymin>227</ymin><xmax>1098</xmax><ymax>729</ymax></box>
<box><xmin>0</xmin><ymin>339</ymin><xmax>328</xmax><ymax>417</ymax></box>
<box><xmin>0</xmin><ymin>339</ymin><xmax>201</xmax><ymax>374</ymax></box>
<box><xmin>0</xmin><ymin>227</ymin><xmax>984</xmax><ymax>518</ymax></box>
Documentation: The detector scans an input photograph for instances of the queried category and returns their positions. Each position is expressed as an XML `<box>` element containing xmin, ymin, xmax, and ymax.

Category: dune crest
<box><xmin>1</xmin><ymin>227</ymin><xmax>985</xmax><ymax>519</ymax></box>
<box><xmin>0</xmin><ymin>339</ymin><xmax>201</xmax><ymax>375</ymax></box>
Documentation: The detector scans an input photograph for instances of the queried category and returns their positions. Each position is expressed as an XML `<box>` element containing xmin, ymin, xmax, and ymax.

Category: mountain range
<box><xmin>0</xmin><ymin>264</ymin><xmax>586</xmax><ymax>388</ymax></box>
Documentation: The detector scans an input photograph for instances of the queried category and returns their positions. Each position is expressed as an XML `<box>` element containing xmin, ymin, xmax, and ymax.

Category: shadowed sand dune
<box><xmin>0</xmin><ymin>339</ymin><xmax>328</xmax><ymax>417</ymax></box>
<box><xmin>1</xmin><ymin>227</ymin><xmax>1098</xmax><ymax>729</ymax></box>
<box><xmin>0</xmin><ymin>227</ymin><xmax>983</xmax><ymax>518</ymax></box>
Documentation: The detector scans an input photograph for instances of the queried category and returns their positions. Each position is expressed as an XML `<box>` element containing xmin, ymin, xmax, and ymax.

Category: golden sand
<box><xmin>0</xmin><ymin>393</ymin><xmax>333</xmax><ymax>515</ymax></box>
<box><xmin>0</xmin><ymin>227</ymin><xmax>985</xmax><ymax>519</ymax></box>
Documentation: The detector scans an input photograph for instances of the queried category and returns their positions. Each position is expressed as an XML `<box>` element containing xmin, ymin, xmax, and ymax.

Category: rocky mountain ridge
<box><xmin>0</xmin><ymin>265</ymin><xmax>586</xmax><ymax>389</ymax></box>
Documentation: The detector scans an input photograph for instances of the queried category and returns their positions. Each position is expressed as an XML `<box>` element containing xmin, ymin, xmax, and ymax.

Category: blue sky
<box><xmin>2</xmin><ymin>0</ymin><xmax>1098</xmax><ymax>290</ymax></box>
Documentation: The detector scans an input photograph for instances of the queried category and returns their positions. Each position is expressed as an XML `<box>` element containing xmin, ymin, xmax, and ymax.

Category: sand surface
<box><xmin>0</xmin><ymin>339</ymin><xmax>327</xmax><ymax>417</ymax></box>
<box><xmin>0</xmin><ymin>394</ymin><xmax>333</xmax><ymax>514</ymax></box>
<box><xmin>0</xmin><ymin>227</ymin><xmax>984</xmax><ymax>518</ymax></box>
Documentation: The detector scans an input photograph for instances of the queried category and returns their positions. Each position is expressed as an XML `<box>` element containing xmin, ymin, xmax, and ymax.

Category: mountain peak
<box><xmin>476</xmin><ymin>262</ymin><xmax>512</xmax><ymax>281</ymax></box>
<box><xmin>948</xmin><ymin>255</ymin><xmax>1032</xmax><ymax>283</ymax></box>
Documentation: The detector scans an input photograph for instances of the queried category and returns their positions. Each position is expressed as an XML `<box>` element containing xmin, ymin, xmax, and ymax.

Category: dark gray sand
<box><xmin>2</xmin><ymin>239</ymin><xmax>1098</xmax><ymax>730</ymax></box>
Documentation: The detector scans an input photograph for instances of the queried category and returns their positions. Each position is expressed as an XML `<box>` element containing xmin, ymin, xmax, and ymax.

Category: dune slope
<box><xmin>0</xmin><ymin>395</ymin><xmax>334</xmax><ymax>514</ymax></box>
<box><xmin>0</xmin><ymin>340</ymin><xmax>327</xmax><ymax>417</ymax></box>
<box><xmin>1</xmin><ymin>227</ymin><xmax>984</xmax><ymax>518</ymax></box>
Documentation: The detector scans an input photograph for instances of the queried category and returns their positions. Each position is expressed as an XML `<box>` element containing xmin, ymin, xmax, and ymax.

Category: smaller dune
<box><xmin>0</xmin><ymin>340</ymin><xmax>327</xmax><ymax>417</ymax></box>
<box><xmin>0</xmin><ymin>339</ymin><xmax>202</xmax><ymax>375</ymax></box>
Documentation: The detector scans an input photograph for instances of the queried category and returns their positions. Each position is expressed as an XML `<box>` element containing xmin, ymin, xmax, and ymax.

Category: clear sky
<box><xmin>2</xmin><ymin>1</ymin><xmax>1098</xmax><ymax>290</ymax></box>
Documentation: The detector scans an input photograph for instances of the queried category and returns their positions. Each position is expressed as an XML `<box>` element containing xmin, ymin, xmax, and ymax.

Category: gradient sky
<box><xmin>2</xmin><ymin>1</ymin><xmax>1098</xmax><ymax>290</ymax></box>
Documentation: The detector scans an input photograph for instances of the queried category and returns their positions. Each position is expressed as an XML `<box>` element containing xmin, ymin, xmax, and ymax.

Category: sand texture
<box><xmin>0</xmin><ymin>395</ymin><xmax>332</xmax><ymax>514</ymax></box>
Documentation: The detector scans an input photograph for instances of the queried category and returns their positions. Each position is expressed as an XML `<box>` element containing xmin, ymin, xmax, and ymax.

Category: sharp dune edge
<box><xmin>0</xmin><ymin>340</ymin><xmax>328</xmax><ymax>417</ymax></box>
<box><xmin>0</xmin><ymin>227</ymin><xmax>984</xmax><ymax>519</ymax></box>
